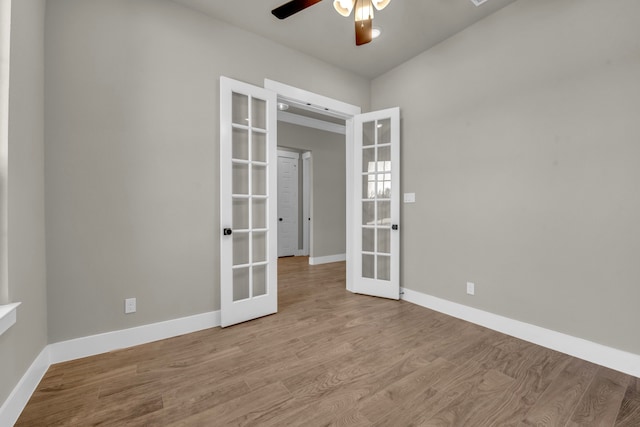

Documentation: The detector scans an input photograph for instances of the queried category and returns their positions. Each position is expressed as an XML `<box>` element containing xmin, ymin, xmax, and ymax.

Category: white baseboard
<box><xmin>0</xmin><ymin>346</ymin><xmax>50</xmax><ymax>427</ymax></box>
<box><xmin>309</xmin><ymin>253</ymin><xmax>346</xmax><ymax>265</ymax></box>
<box><xmin>49</xmin><ymin>310</ymin><xmax>221</xmax><ymax>364</ymax></box>
<box><xmin>0</xmin><ymin>310</ymin><xmax>221</xmax><ymax>425</ymax></box>
<box><xmin>401</xmin><ymin>287</ymin><xmax>640</xmax><ymax>378</ymax></box>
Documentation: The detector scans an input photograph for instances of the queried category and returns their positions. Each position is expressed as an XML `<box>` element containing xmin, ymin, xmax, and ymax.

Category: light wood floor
<box><xmin>18</xmin><ymin>256</ymin><xmax>640</xmax><ymax>426</ymax></box>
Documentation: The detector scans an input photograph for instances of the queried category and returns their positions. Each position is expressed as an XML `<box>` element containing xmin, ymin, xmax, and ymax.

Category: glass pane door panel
<box><xmin>232</xmin><ymin>164</ymin><xmax>249</xmax><ymax>195</ymax></box>
<box><xmin>232</xmin><ymin>92</ymin><xmax>249</xmax><ymax>125</ymax></box>
<box><xmin>252</xmin><ymin>132</ymin><xmax>267</xmax><ymax>163</ymax></box>
<box><xmin>252</xmin><ymin>165</ymin><xmax>267</xmax><ymax>196</ymax></box>
<box><xmin>253</xmin><ymin>265</ymin><xmax>267</xmax><ymax>297</ymax></box>
<box><xmin>362</xmin><ymin>228</ymin><xmax>375</xmax><ymax>252</ymax></box>
<box><xmin>362</xmin><ymin>201</ymin><xmax>375</xmax><ymax>225</ymax></box>
<box><xmin>252</xmin><ymin>98</ymin><xmax>266</xmax><ymax>130</ymax></box>
<box><xmin>377</xmin><ymin>255</ymin><xmax>390</xmax><ymax>281</ymax></box>
<box><xmin>233</xmin><ymin>199</ymin><xmax>249</xmax><ymax>229</ymax></box>
<box><xmin>377</xmin><ymin>174</ymin><xmax>391</xmax><ymax>198</ymax></box>
<box><xmin>377</xmin><ymin>146</ymin><xmax>391</xmax><ymax>167</ymax></box>
<box><xmin>252</xmin><ymin>232</ymin><xmax>267</xmax><ymax>263</ymax></box>
<box><xmin>362</xmin><ymin>254</ymin><xmax>375</xmax><ymax>279</ymax></box>
<box><xmin>363</xmin><ymin>121</ymin><xmax>375</xmax><ymax>146</ymax></box>
<box><xmin>377</xmin><ymin>228</ymin><xmax>390</xmax><ymax>253</ymax></box>
<box><xmin>377</xmin><ymin>201</ymin><xmax>391</xmax><ymax>225</ymax></box>
<box><xmin>363</xmin><ymin>175</ymin><xmax>375</xmax><ymax>199</ymax></box>
<box><xmin>232</xmin><ymin>128</ymin><xmax>249</xmax><ymax>161</ymax></box>
<box><xmin>252</xmin><ymin>199</ymin><xmax>267</xmax><ymax>229</ymax></box>
<box><xmin>363</xmin><ymin>147</ymin><xmax>375</xmax><ymax>173</ymax></box>
<box><xmin>377</xmin><ymin>118</ymin><xmax>391</xmax><ymax>144</ymax></box>
<box><xmin>233</xmin><ymin>268</ymin><xmax>250</xmax><ymax>301</ymax></box>
<box><xmin>233</xmin><ymin>233</ymin><xmax>249</xmax><ymax>266</ymax></box>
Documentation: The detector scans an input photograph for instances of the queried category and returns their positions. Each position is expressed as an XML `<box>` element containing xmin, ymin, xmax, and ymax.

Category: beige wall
<box><xmin>278</xmin><ymin>123</ymin><xmax>346</xmax><ymax>258</ymax></box>
<box><xmin>0</xmin><ymin>0</ymin><xmax>47</xmax><ymax>406</ymax></box>
<box><xmin>372</xmin><ymin>0</ymin><xmax>640</xmax><ymax>354</ymax></box>
<box><xmin>44</xmin><ymin>0</ymin><xmax>369</xmax><ymax>342</ymax></box>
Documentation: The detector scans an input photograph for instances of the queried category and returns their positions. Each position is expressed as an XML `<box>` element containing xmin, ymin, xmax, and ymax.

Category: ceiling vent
<box><xmin>470</xmin><ymin>0</ymin><xmax>489</xmax><ymax>6</ymax></box>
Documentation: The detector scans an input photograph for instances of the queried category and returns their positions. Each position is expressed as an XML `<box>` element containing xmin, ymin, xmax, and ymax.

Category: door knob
<box><xmin>279</xmin><ymin>218</ymin><xmax>283</xmax><ymax>221</ymax></box>
<box><xmin>223</xmin><ymin>228</ymin><xmax>233</xmax><ymax>236</ymax></box>
<box><xmin>392</xmin><ymin>224</ymin><xmax>399</xmax><ymax>230</ymax></box>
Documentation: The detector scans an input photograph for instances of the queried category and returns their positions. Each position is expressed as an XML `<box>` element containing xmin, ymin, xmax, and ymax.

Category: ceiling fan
<box><xmin>272</xmin><ymin>0</ymin><xmax>391</xmax><ymax>46</ymax></box>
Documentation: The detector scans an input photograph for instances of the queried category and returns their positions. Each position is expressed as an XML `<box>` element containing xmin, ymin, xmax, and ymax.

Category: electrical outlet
<box><xmin>125</xmin><ymin>298</ymin><xmax>136</xmax><ymax>314</ymax></box>
<box><xmin>466</xmin><ymin>282</ymin><xmax>475</xmax><ymax>296</ymax></box>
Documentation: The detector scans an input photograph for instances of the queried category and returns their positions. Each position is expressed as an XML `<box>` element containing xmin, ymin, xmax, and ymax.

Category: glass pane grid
<box><xmin>360</xmin><ymin>118</ymin><xmax>393</xmax><ymax>282</ymax></box>
<box><xmin>231</xmin><ymin>93</ymin><xmax>271</xmax><ymax>302</ymax></box>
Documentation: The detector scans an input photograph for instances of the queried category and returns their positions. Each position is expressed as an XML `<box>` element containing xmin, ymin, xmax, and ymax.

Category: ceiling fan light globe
<box><xmin>372</xmin><ymin>0</ymin><xmax>390</xmax><ymax>11</ymax></box>
<box><xmin>333</xmin><ymin>0</ymin><xmax>355</xmax><ymax>17</ymax></box>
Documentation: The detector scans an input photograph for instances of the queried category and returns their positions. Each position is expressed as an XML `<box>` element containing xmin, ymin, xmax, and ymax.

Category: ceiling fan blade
<box><xmin>355</xmin><ymin>18</ymin><xmax>373</xmax><ymax>46</ymax></box>
<box><xmin>272</xmin><ymin>0</ymin><xmax>323</xmax><ymax>19</ymax></box>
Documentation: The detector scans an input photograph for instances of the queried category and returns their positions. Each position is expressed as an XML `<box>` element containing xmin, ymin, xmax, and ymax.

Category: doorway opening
<box><xmin>267</xmin><ymin>79</ymin><xmax>361</xmax><ymax>292</ymax></box>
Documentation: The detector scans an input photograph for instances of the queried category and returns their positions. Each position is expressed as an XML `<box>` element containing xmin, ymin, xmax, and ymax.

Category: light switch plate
<box><xmin>125</xmin><ymin>298</ymin><xmax>136</xmax><ymax>314</ymax></box>
<box><xmin>403</xmin><ymin>193</ymin><xmax>416</xmax><ymax>203</ymax></box>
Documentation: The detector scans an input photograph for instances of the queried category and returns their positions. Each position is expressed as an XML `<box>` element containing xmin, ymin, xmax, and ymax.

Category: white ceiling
<box><xmin>174</xmin><ymin>0</ymin><xmax>518</xmax><ymax>79</ymax></box>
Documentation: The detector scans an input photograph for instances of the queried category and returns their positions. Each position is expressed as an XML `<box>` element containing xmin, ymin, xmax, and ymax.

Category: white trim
<box><xmin>309</xmin><ymin>253</ymin><xmax>346</xmax><ymax>265</ymax></box>
<box><xmin>0</xmin><ymin>346</ymin><xmax>50</xmax><ymax>427</ymax></box>
<box><xmin>0</xmin><ymin>310</ymin><xmax>220</xmax><ymax>426</ymax></box>
<box><xmin>0</xmin><ymin>302</ymin><xmax>19</xmax><ymax>336</ymax></box>
<box><xmin>0</xmin><ymin>310</ymin><xmax>221</xmax><ymax>425</ymax></box>
<box><xmin>400</xmin><ymin>287</ymin><xmax>640</xmax><ymax>378</ymax></box>
<box><xmin>345</xmin><ymin>119</ymin><xmax>355</xmax><ymax>293</ymax></box>
<box><xmin>0</xmin><ymin>0</ymin><xmax>11</xmax><ymax>307</ymax></box>
<box><xmin>48</xmin><ymin>310</ymin><xmax>221</xmax><ymax>364</ymax></box>
<box><xmin>276</xmin><ymin>149</ymin><xmax>300</xmax><ymax>159</ymax></box>
<box><xmin>278</xmin><ymin>110</ymin><xmax>346</xmax><ymax>135</ymax></box>
<box><xmin>264</xmin><ymin>79</ymin><xmax>361</xmax><ymax>119</ymax></box>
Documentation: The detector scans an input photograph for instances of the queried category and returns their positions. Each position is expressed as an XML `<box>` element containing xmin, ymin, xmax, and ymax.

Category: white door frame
<box><xmin>264</xmin><ymin>79</ymin><xmax>361</xmax><ymax>292</ymax></box>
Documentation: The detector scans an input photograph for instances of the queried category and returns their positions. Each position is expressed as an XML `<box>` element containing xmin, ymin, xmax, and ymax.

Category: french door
<box><xmin>220</xmin><ymin>77</ymin><xmax>278</xmax><ymax>327</ymax></box>
<box><xmin>352</xmin><ymin>108</ymin><xmax>401</xmax><ymax>299</ymax></box>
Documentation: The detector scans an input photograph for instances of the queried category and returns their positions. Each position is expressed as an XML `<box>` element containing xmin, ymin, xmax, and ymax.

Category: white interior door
<box><xmin>220</xmin><ymin>77</ymin><xmax>277</xmax><ymax>327</ymax></box>
<box><xmin>352</xmin><ymin>107</ymin><xmax>400</xmax><ymax>299</ymax></box>
<box><xmin>302</xmin><ymin>151</ymin><xmax>311</xmax><ymax>257</ymax></box>
<box><xmin>277</xmin><ymin>151</ymin><xmax>299</xmax><ymax>257</ymax></box>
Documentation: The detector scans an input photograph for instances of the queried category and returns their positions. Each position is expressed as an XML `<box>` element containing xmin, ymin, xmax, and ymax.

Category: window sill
<box><xmin>0</xmin><ymin>302</ymin><xmax>20</xmax><ymax>336</ymax></box>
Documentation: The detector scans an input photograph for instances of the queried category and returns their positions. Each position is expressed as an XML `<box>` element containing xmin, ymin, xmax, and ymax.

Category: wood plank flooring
<box><xmin>17</xmin><ymin>256</ymin><xmax>640</xmax><ymax>426</ymax></box>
